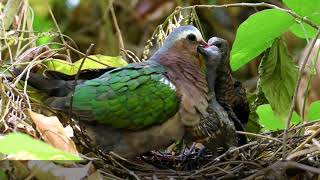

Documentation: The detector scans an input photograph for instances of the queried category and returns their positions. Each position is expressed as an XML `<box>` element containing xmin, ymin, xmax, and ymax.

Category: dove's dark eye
<box><xmin>186</xmin><ymin>33</ymin><xmax>197</xmax><ymax>42</ymax></box>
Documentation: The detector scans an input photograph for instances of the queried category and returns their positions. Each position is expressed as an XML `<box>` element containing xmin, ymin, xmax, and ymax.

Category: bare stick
<box><xmin>286</xmin><ymin>146</ymin><xmax>319</xmax><ymax>160</ymax></box>
<box><xmin>48</xmin><ymin>6</ymin><xmax>71</xmax><ymax>61</ymax></box>
<box><xmin>109</xmin><ymin>1</ymin><xmax>125</xmax><ymax>59</ymax></box>
<box><xmin>108</xmin><ymin>155</ymin><xmax>141</xmax><ymax>180</ymax></box>
<box><xmin>182</xmin><ymin>3</ymin><xmax>318</xmax><ymax>29</ymax></box>
<box><xmin>291</xmin><ymin>128</ymin><xmax>320</xmax><ymax>153</ymax></box>
<box><xmin>236</xmin><ymin>131</ymin><xmax>282</xmax><ymax>143</ymax></box>
<box><xmin>247</xmin><ymin>161</ymin><xmax>320</xmax><ymax>179</ymax></box>
<box><xmin>69</xmin><ymin>43</ymin><xmax>94</xmax><ymax>117</ymax></box>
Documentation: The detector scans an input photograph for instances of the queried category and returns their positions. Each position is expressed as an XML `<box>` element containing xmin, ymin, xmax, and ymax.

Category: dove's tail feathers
<box><xmin>45</xmin><ymin>97</ymin><xmax>67</xmax><ymax>110</ymax></box>
<box><xmin>12</xmin><ymin>68</ymin><xmax>77</xmax><ymax>97</ymax></box>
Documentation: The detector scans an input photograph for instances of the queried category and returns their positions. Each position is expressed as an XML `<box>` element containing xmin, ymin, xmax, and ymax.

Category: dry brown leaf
<box><xmin>27</xmin><ymin>109</ymin><xmax>78</xmax><ymax>155</ymax></box>
<box><xmin>16</xmin><ymin>122</ymin><xmax>37</xmax><ymax>137</ymax></box>
<box><xmin>16</xmin><ymin>46</ymin><xmax>65</xmax><ymax>63</ymax></box>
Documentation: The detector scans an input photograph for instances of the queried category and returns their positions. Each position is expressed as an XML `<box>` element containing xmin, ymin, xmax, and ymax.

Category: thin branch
<box><xmin>48</xmin><ymin>6</ymin><xmax>71</xmax><ymax>62</ymax></box>
<box><xmin>109</xmin><ymin>1</ymin><xmax>125</xmax><ymax>59</ymax></box>
<box><xmin>291</xmin><ymin>128</ymin><xmax>320</xmax><ymax>153</ymax></box>
<box><xmin>281</xmin><ymin>28</ymin><xmax>320</xmax><ymax>159</ymax></box>
<box><xmin>286</xmin><ymin>146</ymin><xmax>320</xmax><ymax>161</ymax></box>
<box><xmin>69</xmin><ymin>43</ymin><xmax>94</xmax><ymax>117</ymax></box>
<box><xmin>143</xmin><ymin>2</ymin><xmax>319</xmax><ymax>60</ymax></box>
<box><xmin>108</xmin><ymin>155</ymin><xmax>141</xmax><ymax>180</ymax></box>
<box><xmin>247</xmin><ymin>161</ymin><xmax>320</xmax><ymax>179</ymax></box>
<box><xmin>205</xmin><ymin>141</ymin><xmax>258</xmax><ymax>166</ymax></box>
<box><xmin>64</xmin><ymin>43</ymin><xmax>111</xmax><ymax>67</ymax></box>
<box><xmin>182</xmin><ymin>2</ymin><xmax>319</xmax><ymax>29</ymax></box>
<box><xmin>301</xmin><ymin>43</ymin><xmax>320</xmax><ymax>121</ymax></box>
<box><xmin>16</xmin><ymin>1</ymin><xmax>29</xmax><ymax>58</ymax></box>
<box><xmin>236</xmin><ymin>131</ymin><xmax>282</xmax><ymax>143</ymax></box>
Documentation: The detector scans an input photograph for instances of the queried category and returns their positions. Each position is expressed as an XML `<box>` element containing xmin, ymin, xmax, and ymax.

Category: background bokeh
<box><xmin>29</xmin><ymin>0</ymin><xmax>306</xmax><ymax>86</ymax></box>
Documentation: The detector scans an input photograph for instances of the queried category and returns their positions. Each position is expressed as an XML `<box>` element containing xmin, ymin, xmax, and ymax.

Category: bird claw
<box><xmin>177</xmin><ymin>142</ymin><xmax>208</xmax><ymax>162</ymax></box>
<box><xmin>195</xmin><ymin>146</ymin><xmax>206</xmax><ymax>160</ymax></box>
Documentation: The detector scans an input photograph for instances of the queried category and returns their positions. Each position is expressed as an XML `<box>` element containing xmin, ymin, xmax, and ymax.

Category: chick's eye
<box><xmin>186</xmin><ymin>34</ymin><xmax>197</xmax><ymax>42</ymax></box>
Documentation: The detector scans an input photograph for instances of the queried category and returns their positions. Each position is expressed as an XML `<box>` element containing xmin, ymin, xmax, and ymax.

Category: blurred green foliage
<box><xmin>308</xmin><ymin>100</ymin><xmax>320</xmax><ymax>121</ymax></box>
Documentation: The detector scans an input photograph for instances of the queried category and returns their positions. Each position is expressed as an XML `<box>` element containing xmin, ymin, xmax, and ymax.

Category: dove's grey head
<box><xmin>154</xmin><ymin>25</ymin><xmax>207</xmax><ymax>56</ymax></box>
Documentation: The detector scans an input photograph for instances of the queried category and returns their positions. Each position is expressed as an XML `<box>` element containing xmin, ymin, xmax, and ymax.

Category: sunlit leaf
<box><xmin>290</xmin><ymin>22</ymin><xmax>318</xmax><ymax>39</ymax></box>
<box><xmin>283</xmin><ymin>0</ymin><xmax>320</xmax><ymax>17</ymax></box>
<box><xmin>283</xmin><ymin>0</ymin><xmax>320</xmax><ymax>39</ymax></box>
<box><xmin>43</xmin><ymin>55</ymin><xmax>128</xmax><ymax>76</ymax></box>
<box><xmin>308</xmin><ymin>100</ymin><xmax>320</xmax><ymax>121</ymax></box>
<box><xmin>230</xmin><ymin>9</ymin><xmax>295</xmax><ymax>71</ymax></box>
<box><xmin>0</xmin><ymin>133</ymin><xmax>81</xmax><ymax>160</ymax></box>
<box><xmin>257</xmin><ymin>104</ymin><xmax>300</xmax><ymax>131</ymax></box>
<box><xmin>259</xmin><ymin>39</ymin><xmax>298</xmax><ymax>119</ymax></box>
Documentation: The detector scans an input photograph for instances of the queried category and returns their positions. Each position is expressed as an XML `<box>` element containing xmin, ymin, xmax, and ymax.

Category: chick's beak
<box><xmin>197</xmin><ymin>46</ymin><xmax>206</xmax><ymax>55</ymax></box>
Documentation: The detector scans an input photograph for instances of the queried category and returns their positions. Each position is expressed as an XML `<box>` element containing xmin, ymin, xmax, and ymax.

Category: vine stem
<box><xmin>69</xmin><ymin>43</ymin><xmax>95</xmax><ymax>117</ymax></box>
<box><xmin>281</xmin><ymin>28</ymin><xmax>320</xmax><ymax>159</ymax></box>
<box><xmin>181</xmin><ymin>2</ymin><xmax>318</xmax><ymax>29</ymax></box>
<box><xmin>144</xmin><ymin>2</ymin><xmax>319</xmax><ymax>59</ymax></box>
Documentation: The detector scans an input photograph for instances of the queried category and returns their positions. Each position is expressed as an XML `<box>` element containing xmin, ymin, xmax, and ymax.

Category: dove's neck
<box><xmin>149</xmin><ymin>45</ymin><xmax>170</xmax><ymax>61</ymax></box>
<box><xmin>149</xmin><ymin>42</ymin><xmax>209</xmax><ymax>120</ymax></box>
<box><xmin>206</xmin><ymin>65</ymin><xmax>217</xmax><ymax>93</ymax></box>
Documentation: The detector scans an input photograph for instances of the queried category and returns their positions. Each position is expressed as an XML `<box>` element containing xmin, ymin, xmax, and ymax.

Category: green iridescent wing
<box><xmin>68</xmin><ymin>62</ymin><xmax>180</xmax><ymax>130</ymax></box>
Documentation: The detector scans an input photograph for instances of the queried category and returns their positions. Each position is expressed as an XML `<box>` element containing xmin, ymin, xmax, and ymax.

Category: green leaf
<box><xmin>290</xmin><ymin>23</ymin><xmax>318</xmax><ymax>39</ymax></box>
<box><xmin>230</xmin><ymin>9</ymin><xmax>295</xmax><ymax>71</ymax></box>
<box><xmin>257</xmin><ymin>104</ymin><xmax>301</xmax><ymax>131</ymax></box>
<box><xmin>283</xmin><ymin>0</ymin><xmax>320</xmax><ymax>17</ymax></box>
<box><xmin>283</xmin><ymin>0</ymin><xmax>320</xmax><ymax>39</ymax></box>
<box><xmin>0</xmin><ymin>133</ymin><xmax>81</xmax><ymax>160</ymax></box>
<box><xmin>43</xmin><ymin>55</ymin><xmax>128</xmax><ymax>76</ymax></box>
<box><xmin>308</xmin><ymin>100</ymin><xmax>320</xmax><ymax>121</ymax></box>
<box><xmin>259</xmin><ymin>39</ymin><xmax>298</xmax><ymax>119</ymax></box>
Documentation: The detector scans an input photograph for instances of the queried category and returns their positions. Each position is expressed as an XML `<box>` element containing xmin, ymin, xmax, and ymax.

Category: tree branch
<box><xmin>109</xmin><ymin>1</ymin><xmax>125</xmax><ymax>59</ymax></box>
<box><xmin>182</xmin><ymin>2</ymin><xmax>319</xmax><ymax>29</ymax></box>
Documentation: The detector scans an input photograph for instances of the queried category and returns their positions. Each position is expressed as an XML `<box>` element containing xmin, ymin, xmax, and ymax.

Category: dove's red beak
<box><xmin>199</xmin><ymin>39</ymin><xmax>210</xmax><ymax>48</ymax></box>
